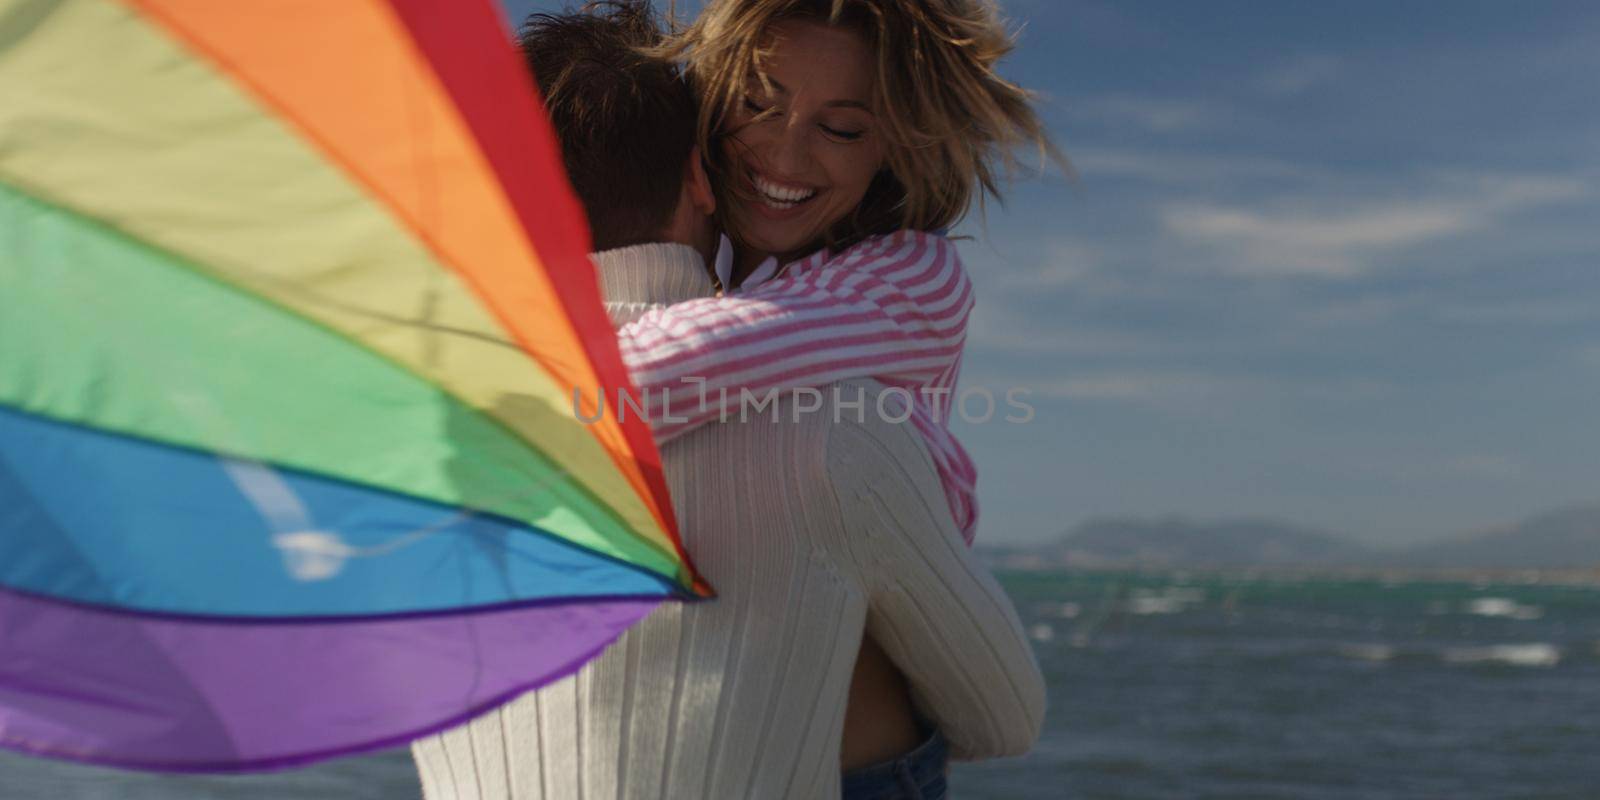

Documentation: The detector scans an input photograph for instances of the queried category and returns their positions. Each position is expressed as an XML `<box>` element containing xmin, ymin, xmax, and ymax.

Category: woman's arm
<box><xmin>615</xmin><ymin>231</ymin><xmax>973</xmax><ymax>442</ymax></box>
<box><xmin>825</xmin><ymin>379</ymin><xmax>1046</xmax><ymax>761</ymax></box>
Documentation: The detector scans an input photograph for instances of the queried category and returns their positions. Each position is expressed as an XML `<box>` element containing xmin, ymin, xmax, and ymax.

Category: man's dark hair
<box><xmin>519</xmin><ymin>1</ymin><xmax>697</xmax><ymax>251</ymax></box>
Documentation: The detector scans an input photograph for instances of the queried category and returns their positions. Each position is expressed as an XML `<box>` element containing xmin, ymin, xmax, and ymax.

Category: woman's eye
<box><xmin>820</xmin><ymin>124</ymin><xmax>865</xmax><ymax>142</ymax></box>
<box><xmin>743</xmin><ymin>97</ymin><xmax>771</xmax><ymax>117</ymax></box>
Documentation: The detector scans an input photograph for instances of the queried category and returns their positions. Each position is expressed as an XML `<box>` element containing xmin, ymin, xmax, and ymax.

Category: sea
<box><xmin>4</xmin><ymin>570</ymin><xmax>1598</xmax><ymax>799</ymax></box>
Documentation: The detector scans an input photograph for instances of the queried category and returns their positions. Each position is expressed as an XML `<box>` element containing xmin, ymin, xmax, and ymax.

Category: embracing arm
<box><xmin>825</xmin><ymin>380</ymin><xmax>1045</xmax><ymax>760</ymax></box>
<box><xmin>615</xmin><ymin>231</ymin><xmax>973</xmax><ymax>442</ymax></box>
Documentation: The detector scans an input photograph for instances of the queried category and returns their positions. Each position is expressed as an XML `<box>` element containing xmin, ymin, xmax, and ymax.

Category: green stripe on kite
<box><xmin>0</xmin><ymin>179</ymin><xmax>681</xmax><ymax>582</ymax></box>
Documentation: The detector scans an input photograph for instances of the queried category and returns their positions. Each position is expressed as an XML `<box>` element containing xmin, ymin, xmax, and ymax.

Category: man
<box><xmin>412</xmin><ymin>5</ymin><xmax>1043</xmax><ymax>797</ymax></box>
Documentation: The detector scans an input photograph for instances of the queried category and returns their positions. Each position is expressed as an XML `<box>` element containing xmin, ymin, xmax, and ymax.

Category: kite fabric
<box><xmin>0</xmin><ymin>0</ymin><xmax>707</xmax><ymax>772</ymax></box>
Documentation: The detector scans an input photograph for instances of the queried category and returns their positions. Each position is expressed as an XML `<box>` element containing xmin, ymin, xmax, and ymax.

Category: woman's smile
<box><xmin>746</xmin><ymin>166</ymin><xmax>822</xmax><ymax>217</ymax></box>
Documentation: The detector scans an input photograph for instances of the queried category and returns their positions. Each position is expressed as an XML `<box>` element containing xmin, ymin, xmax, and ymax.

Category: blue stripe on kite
<box><xmin>0</xmin><ymin>406</ymin><xmax>678</xmax><ymax>618</ymax></box>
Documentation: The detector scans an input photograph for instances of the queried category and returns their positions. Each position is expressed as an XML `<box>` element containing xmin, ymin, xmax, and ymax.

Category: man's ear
<box><xmin>684</xmin><ymin>146</ymin><xmax>716</xmax><ymax>217</ymax></box>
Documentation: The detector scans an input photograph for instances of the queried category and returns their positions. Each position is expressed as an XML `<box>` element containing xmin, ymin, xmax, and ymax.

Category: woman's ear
<box><xmin>685</xmin><ymin>145</ymin><xmax>716</xmax><ymax>217</ymax></box>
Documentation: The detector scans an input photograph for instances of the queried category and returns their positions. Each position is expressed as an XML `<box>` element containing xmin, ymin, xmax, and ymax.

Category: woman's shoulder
<box><xmin>808</xmin><ymin>229</ymin><xmax>966</xmax><ymax>284</ymax></box>
<box><xmin>770</xmin><ymin>230</ymin><xmax>972</xmax><ymax>327</ymax></box>
<box><xmin>843</xmin><ymin>228</ymin><xmax>955</xmax><ymax>257</ymax></box>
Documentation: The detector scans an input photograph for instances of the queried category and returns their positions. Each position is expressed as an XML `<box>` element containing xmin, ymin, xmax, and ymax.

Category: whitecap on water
<box><xmin>1126</xmin><ymin>587</ymin><xmax>1204</xmax><ymax>615</ymax></box>
<box><xmin>1441</xmin><ymin>643</ymin><xmax>1561</xmax><ymax>667</ymax></box>
<box><xmin>1464</xmin><ymin>597</ymin><xmax>1543</xmax><ymax>620</ymax></box>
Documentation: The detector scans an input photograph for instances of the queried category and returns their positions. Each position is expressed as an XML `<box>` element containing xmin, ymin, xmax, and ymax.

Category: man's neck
<box><xmin>591</xmin><ymin>242</ymin><xmax>716</xmax><ymax>326</ymax></box>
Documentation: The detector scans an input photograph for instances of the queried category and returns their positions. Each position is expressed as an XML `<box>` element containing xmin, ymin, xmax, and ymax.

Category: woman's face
<box><xmin>721</xmin><ymin>20</ymin><xmax>886</xmax><ymax>260</ymax></box>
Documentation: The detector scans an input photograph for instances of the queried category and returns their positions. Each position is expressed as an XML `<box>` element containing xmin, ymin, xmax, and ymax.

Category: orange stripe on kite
<box><xmin>126</xmin><ymin>0</ymin><xmax>703</xmax><ymax>593</ymax></box>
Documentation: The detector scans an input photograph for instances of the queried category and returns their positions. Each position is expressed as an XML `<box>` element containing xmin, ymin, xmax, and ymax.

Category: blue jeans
<box><xmin>839</xmin><ymin>724</ymin><xmax>949</xmax><ymax>800</ymax></box>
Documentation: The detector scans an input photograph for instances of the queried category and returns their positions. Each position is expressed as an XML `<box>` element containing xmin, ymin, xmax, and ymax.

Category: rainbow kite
<box><xmin>0</xmin><ymin>0</ymin><xmax>707</xmax><ymax>772</ymax></box>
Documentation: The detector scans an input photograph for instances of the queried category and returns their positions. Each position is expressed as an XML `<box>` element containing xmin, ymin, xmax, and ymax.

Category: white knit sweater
<box><xmin>411</xmin><ymin>243</ymin><xmax>1044</xmax><ymax>800</ymax></box>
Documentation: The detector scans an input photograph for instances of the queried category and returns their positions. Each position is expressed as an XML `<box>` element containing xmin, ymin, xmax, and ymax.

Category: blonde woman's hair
<box><xmin>658</xmin><ymin>0</ymin><xmax>1068</xmax><ymax>252</ymax></box>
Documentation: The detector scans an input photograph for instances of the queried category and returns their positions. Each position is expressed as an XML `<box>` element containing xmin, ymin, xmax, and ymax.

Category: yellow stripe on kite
<box><xmin>0</xmin><ymin>0</ymin><xmax>677</xmax><ymax>563</ymax></box>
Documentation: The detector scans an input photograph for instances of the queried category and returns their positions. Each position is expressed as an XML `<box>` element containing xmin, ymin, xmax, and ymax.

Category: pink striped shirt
<box><xmin>615</xmin><ymin>230</ymin><xmax>980</xmax><ymax>543</ymax></box>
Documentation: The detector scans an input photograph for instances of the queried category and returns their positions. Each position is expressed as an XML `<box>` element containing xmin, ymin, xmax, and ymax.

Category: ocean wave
<box><xmin>1464</xmin><ymin>597</ymin><xmax>1543</xmax><ymax>620</ymax></box>
<box><xmin>1335</xmin><ymin>643</ymin><xmax>1398</xmax><ymax>662</ymax></box>
<box><xmin>1330</xmin><ymin>641</ymin><xmax>1568</xmax><ymax>667</ymax></box>
<box><xmin>1441</xmin><ymin>643</ymin><xmax>1561</xmax><ymax>667</ymax></box>
<box><xmin>1125</xmin><ymin>587</ymin><xmax>1205</xmax><ymax>615</ymax></box>
<box><xmin>1035</xmin><ymin>601</ymin><xmax>1082</xmax><ymax>619</ymax></box>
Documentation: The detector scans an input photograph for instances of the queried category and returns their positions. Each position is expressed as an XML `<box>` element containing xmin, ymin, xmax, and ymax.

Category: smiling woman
<box><xmin>660</xmin><ymin>0</ymin><xmax>1066</xmax><ymax>280</ymax></box>
<box><xmin>721</xmin><ymin>20</ymin><xmax>888</xmax><ymax>268</ymax></box>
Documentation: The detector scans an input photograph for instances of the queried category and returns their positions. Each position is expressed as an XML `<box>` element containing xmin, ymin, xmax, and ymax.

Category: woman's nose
<box><xmin>767</xmin><ymin>115</ymin><xmax>811</xmax><ymax>175</ymax></box>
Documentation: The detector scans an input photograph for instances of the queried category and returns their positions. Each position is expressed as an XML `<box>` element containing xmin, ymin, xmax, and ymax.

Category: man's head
<box><xmin>520</xmin><ymin>1</ymin><xmax>715</xmax><ymax>256</ymax></box>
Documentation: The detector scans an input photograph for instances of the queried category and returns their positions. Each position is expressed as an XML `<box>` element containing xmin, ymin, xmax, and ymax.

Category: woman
<box><xmin>618</xmin><ymin>0</ymin><xmax>1065</xmax><ymax>546</ymax></box>
<box><xmin>609</xmin><ymin>0</ymin><xmax>1065</xmax><ymax>795</ymax></box>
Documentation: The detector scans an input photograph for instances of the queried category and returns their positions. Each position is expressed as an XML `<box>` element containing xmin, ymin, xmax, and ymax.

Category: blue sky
<box><xmin>501</xmin><ymin>1</ymin><xmax>1600</xmax><ymax>547</ymax></box>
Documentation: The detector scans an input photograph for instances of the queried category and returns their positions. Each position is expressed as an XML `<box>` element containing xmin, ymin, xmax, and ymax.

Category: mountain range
<box><xmin>986</xmin><ymin>504</ymin><xmax>1600</xmax><ymax>570</ymax></box>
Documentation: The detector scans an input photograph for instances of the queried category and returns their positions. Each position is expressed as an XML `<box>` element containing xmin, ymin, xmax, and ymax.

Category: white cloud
<box><xmin>1162</xmin><ymin>204</ymin><xmax>1462</xmax><ymax>277</ymax></box>
<box><xmin>983</xmin><ymin>241</ymin><xmax>1104</xmax><ymax>290</ymax></box>
<box><xmin>1158</xmin><ymin>173</ymin><xmax>1589</xmax><ymax>278</ymax></box>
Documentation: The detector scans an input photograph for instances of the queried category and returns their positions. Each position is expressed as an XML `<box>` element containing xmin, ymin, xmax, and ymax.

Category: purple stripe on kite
<box><xmin>0</xmin><ymin>588</ymin><xmax>660</xmax><ymax>772</ymax></box>
<box><xmin>0</xmin><ymin>583</ymin><xmax>694</xmax><ymax>626</ymax></box>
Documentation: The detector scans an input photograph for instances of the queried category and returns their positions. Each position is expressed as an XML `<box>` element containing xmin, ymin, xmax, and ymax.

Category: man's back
<box><xmin>413</xmin><ymin>378</ymin><xmax>1042</xmax><ymax>799</ymax></box>
<box><xmin>415</xmin><ymin>385</ymin><xmax>863</xmax><ymax>798</ymax></box>
<box><xmin>413</xmin><ymin>246</ymin><xmax>1043</xmax><ymax>799</ymax></box>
